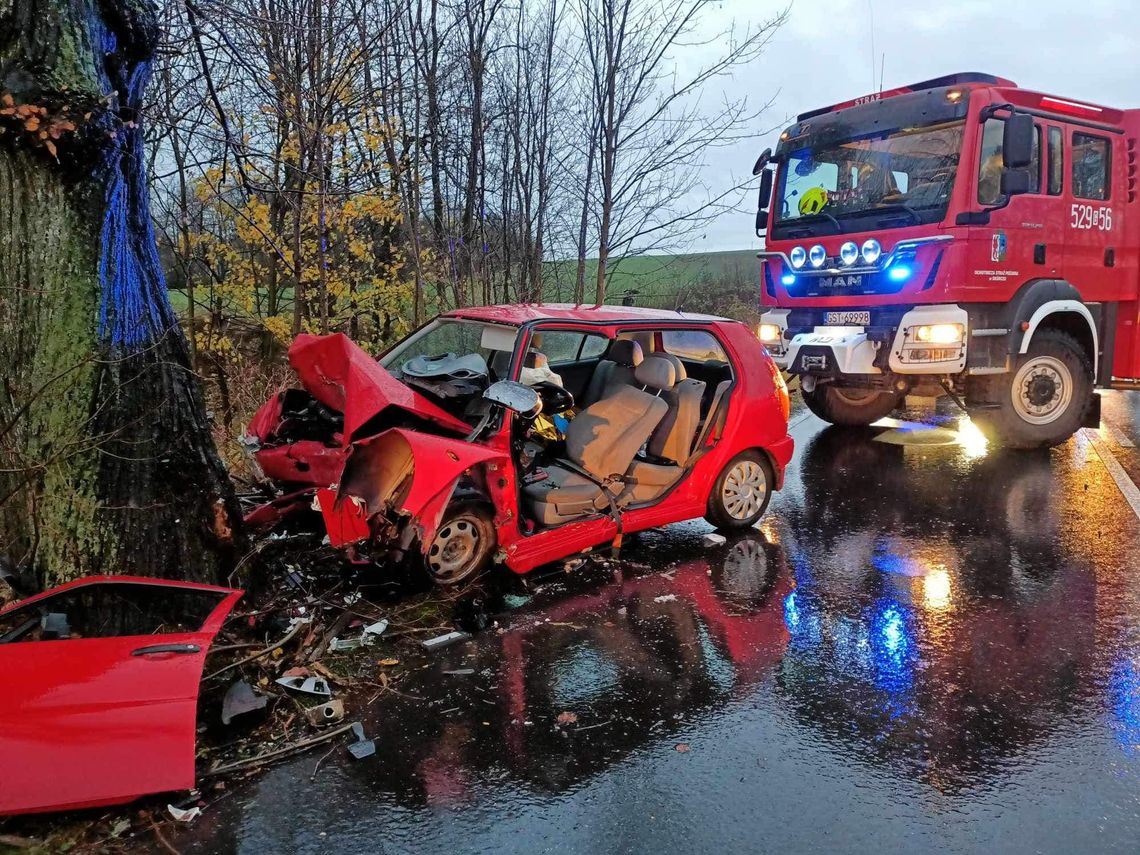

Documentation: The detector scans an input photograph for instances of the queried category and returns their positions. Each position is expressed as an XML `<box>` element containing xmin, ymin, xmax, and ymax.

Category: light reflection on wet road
<box><xmin>186</xmin><ymin>393</ymin><xmax>1140</xmax><ymax>854</ymax></box>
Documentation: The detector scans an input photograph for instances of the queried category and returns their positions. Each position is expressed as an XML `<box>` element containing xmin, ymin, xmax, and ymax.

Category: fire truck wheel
<box><xmin>425</xmin><ymin>502</ymin><xmax>496</xmax><ymax>587</ymax></box>
<box><xmin>801</xmin><ymin>383</ymin><xmax>902</xmax><ymax>426</ymax></box>
<box><xmin>706</xmin><ymin>450</ymin><xmax>774</xmax><ymax>530</ymax></box>
<box><xmin>970</xmin><ymin>329</ymin><xmax>1092</xmax><ymax>449</ymax></box>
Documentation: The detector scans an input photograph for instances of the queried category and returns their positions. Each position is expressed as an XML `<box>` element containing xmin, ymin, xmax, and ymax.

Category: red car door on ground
<box><xmin>0</xmin><ymin>576</ymin><xmax>241</xmax><ymax>815</ymax></box>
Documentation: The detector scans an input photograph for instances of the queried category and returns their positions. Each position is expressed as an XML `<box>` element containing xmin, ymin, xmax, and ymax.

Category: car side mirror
<box><xmin>483</xmin><ymin>380</ymin><xmax>542</xmax><ymax>418</ymax></box>
<box><xmin>1000</xmin><ymin>167</ymin><xmax>1031</xmax><ymax>197</ymax></box>
<box><xmin>1003</xmin><ymin>113</ymin><xmax>1034</xmax><ymax>169</ymax></box>
<box><xmin>756</xmin><ymin>168</ymin><xmax>774</xmax><ymax>234</ymax></box>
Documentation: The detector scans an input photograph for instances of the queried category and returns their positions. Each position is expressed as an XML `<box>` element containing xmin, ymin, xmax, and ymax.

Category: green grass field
<box><xmin>164</xmin><ymin>248</ymin><xmax>764</xmax><ymax>319</ymax></box>
<box><xmin>543</xmin><ymin>248</ymin><xmax>761</xmax><ymax>307</ymax></box>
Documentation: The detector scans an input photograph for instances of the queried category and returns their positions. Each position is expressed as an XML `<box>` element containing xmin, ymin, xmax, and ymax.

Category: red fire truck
<box><xmin>754</xmin><ymin>72</ymin><xmax>1139</xmax><ymax>447</ymax></box>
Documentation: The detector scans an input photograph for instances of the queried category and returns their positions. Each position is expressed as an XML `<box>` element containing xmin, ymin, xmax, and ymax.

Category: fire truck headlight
<box><xmin>914</xmin><ymin>323</ymin><xmax>964</xmax><ymax>344</ymax></box>
<box><xmin>839</xmin><ymin>241</ymin><xmax>859</xmax><ymax>266</ymax></box>
<box><xmin>789</xmin><ymin>246</ymin><xmax>807</xmax><ymax>269</ymax></box>
<box><xmin>861</xmin><ymin>238</ymin><xmax>882</xmax><ymax>264</ymax></box>
<box><xmin>808</xmin><ymin>244</ymin><xmax>827</xmax><ymax>268</ymax></box>
<box><xmin>759</xmin><ymin>323</ymin><xmax>782</xmax><ymax>343</ymax></box>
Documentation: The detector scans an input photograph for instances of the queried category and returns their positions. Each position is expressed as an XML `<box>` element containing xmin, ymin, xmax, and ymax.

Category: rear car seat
<box><xmin>523</xmin><ymin>356</ymin><xmax>675</xmax><ymax>525</ymax></box>
<box><xmin>582</xmin><ymin>339</ymin><xmax>643</xmax><ymax>406</ymax></box>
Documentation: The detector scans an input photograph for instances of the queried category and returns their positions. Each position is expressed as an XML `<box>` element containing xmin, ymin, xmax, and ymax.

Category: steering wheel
<box><xmin>533</xmin><ymin>381</ymin><xmax>575</xmax><ymax>414</ymax></box>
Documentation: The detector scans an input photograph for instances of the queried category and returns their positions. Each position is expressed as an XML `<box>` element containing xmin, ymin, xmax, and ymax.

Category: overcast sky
<box><xmin>691</xmin><ymin>0</ymin><xmax>1140</xmax><ymax>253</ymax></box>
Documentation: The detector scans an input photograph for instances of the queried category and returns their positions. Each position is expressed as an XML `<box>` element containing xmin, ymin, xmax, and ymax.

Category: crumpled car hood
<box><xmin>288</xmin><ymin>333</ymin><xmax>472</xmax><ymax>440</ymax></box>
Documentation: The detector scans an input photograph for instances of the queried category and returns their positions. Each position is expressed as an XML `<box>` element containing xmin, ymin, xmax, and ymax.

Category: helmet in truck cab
<box><xmin>799</xmin><ymin>186</ymin><xmax>829</xmax><ymax>215</ymax></box>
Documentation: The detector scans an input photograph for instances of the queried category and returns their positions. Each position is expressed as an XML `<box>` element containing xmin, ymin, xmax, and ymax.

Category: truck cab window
<box><xmin>1072</xmin><ymin>133</ymin><xmax>1110</xmax><ymax>200</ymax></box>
<box><xmin>1047</xmin><ymin>126</ymin><xmax>1063</xmax><ymax>195</ymax></box>
<box><xmin>977</xmin><ymin>118</ymin><xmax>1041</xmax><ymax>205</ymax></box>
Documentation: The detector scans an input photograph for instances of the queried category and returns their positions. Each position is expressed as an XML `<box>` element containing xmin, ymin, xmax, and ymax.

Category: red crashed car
<box><xmin>244</xmin><ymin>305</ymin><xmax>793</xmax><ymax>585</ymax></box>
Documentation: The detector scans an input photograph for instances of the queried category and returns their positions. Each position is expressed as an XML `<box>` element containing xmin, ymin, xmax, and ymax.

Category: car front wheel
<box><xmin>425</xmin><ymin>502</ymin><xmax>496</xmax><ymax>587</ymax></box>
<box><xmin>705</xmin><ymin>451</ymin><xmax>774</xmax><ymax>530</ymax></box>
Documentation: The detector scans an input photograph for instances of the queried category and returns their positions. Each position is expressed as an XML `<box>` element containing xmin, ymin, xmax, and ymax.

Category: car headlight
<box><xmin>839</xmin><ymin>241</ymin><xmax>859</xmax><ymax>266</ymax></box>
<box><xmin>758</xmin><ymin>323</ymin><xmax>782</xmax><ymax>343</ymax></box>
<box><xmin>808</xmin><ymin>244</ymin><xmax>827</xmax><ymax>268</ymax></box>
<box><xmin>914</xmin><ymin>323</ymin><xmax>964</xmax><ymax>344</ymax></box>
<box><xmin>789</xmin><ymin>246</ymin><xmax>807</xmax><ymax>269</ymax></box>
<box><xmin>861</xmin><ymin>238</ymin><xmax>881</xmax><ymax>264</ymax></box>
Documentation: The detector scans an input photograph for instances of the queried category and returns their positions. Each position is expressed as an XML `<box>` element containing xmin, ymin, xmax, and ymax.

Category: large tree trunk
<box><xmin>0</xmin><ymin>0</ymin><xmax>240</xmax><ymax>586</ymax></box>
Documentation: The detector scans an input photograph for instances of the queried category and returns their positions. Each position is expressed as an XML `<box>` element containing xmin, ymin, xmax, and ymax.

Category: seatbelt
<box><xmin>554</xmin><ymin>458</ymin><xmax>630</xmax><ymax>548</ymax></box>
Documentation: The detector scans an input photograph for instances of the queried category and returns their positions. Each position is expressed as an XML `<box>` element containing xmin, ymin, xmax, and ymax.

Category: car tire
<box><xmin>801</xmin><ymin>383</ymin><xmax>902</xmax><ymax>426</ymax></box>
<box><xmin>705</xmin><ymin>450</ymin><xmax>774</xmax><ymax>530</ymax></box>
<box><xmin>424</xmin><ymin>502</ymin><xmax>497</xmax><ymax>587</ymax></box>
<box><xmin>969</xmin><ymin>329</ymin><xmax>1092</xmax><ymax>449</ymax></box>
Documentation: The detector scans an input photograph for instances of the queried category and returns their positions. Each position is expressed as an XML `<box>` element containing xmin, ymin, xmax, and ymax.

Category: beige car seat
<box><xmin>582</xmin><ymin>339</ymin><xmax>644</xmax><ymax>405</ymax></box>
<box><xmin>524</xmin><ymin>356</ymin><xmax>674</xmax><ymax>525</ymax></box>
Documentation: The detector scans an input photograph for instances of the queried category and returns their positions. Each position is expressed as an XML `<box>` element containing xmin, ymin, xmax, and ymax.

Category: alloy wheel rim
<box><xmin>722</xmin><ymin>459</ymin><xmax>768</xmax><ymax>520</ymax></box>
<box><xmin>1011</xmin><ymin>355</ymin><xmax>1072</xmax><ymax>425</ymax></box>
<box><xmin>427</xmin><ymin>516</ymin><xmax>481</xmax><ymax>583</ymax></box>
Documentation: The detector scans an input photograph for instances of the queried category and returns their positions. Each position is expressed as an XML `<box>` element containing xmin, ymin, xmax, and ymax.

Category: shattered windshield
<box><xmin>773</xmin><ymin>120</ymin><xmax>965</xmax><ymax>237</ymax></box>
<box><xmin>380</xmin><ymin>319</ymin><xmax>519</xmax><ymax>381</ymax></box>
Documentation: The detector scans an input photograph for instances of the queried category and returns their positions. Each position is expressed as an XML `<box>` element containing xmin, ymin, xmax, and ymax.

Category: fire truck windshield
<box><xmin>772</xmin><ymin>119</ymin><xmax>965</xmax><ymax>239</ymax></box>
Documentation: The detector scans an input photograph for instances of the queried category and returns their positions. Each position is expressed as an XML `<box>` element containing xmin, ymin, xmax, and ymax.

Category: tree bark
<box><xmin>0</xmin><ymin>0</ymin><xmax>240</xmax><ymax>585</ymax></box>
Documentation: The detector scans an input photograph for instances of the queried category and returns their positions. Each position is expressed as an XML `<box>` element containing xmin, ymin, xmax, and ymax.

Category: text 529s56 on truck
<box><xmin>753</xmin><ymin>72</ymin><xmax>1140</xmax><ymax>447</ymax></box>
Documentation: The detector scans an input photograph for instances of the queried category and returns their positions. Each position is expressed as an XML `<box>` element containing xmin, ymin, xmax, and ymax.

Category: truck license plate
<box><xmin>825</xmin><ymin>311</ymin><xmax>870</xmax><ymax>326</ymax></box>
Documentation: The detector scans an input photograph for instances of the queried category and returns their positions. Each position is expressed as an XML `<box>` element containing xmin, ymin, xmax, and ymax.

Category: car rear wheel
<box><xmin>801</xmin><ymin>383</ymin><xmax>902</xmax><ymax>426</ymax></box>
<box><xmin>706</xmin><ymin>451</ymin><xmax>774</xmax><ymax>530</ymax></box>
<box><xmin>969</xmin><ymin>329</ymin><xmax>1092</xmax><ymax>449</ymax></box>
<box><xmin>425</xmin><ymin>502</ymin><xmax>496</xmax><ymax>587</ymax></box>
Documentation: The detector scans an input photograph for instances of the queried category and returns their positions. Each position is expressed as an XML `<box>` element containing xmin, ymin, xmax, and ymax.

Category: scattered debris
<box><xmin>556</xmin><ymin>711</ymin><xmax>578</xmax><ymax>725</ymax></box>
<box><xmin>702</xmin><ymin>532</ymin><xmax>727</xmax><ymax>547</ymax></box>
<box><xmin>442</xmin><ymin>668</ymin><xmax>475</xmax><ymax>676</ymax></box>
<box><xmin>675</xmin><ymin>743</ymin><xmax>691</xmax><ymax>753</ymax></box>
<box><xmin>167</xmin><ymin>804</ymin><xmax>202</xmax><ymax>822</ymax></box>
<box><xmin>347</xmin><ymin>722</ymin><xmax>376</xmax><ymax>760</ymax></box>
<box><xmin>328</xmin><ymin>635</ymin><xmax>373</xmax><ymax>652</ymax></box>
<box><xmin>502</xmin><ymin>593</ymin><xmax>531</xmax><ymax>609</ymax></box>
<box><xmin>304</xmin><ymin>700</ymin><xmax>345</xmax><ymax>727</ymax></box>
<box><xmin>653</xmin><ymin>594</ymin><xmax>678</xmax><ymax>603</ymax></box>
<box><xmin>221</xmin><ymin>680</ymin><xmax>269</xmax><ymax>726</ymax></box>
<box><xmin>422</xmin><ymin>630</ymin><xmax>472</xmax><ymax>651</ymax></box>
<box><xmin>110</xmin><ymin>818</ymin><xmax>132</xmax><ymax>838</ymax></box>
<box><xmin>378</xmin><ymin>658</ymin><xmax>400</xmax><ymax>666</ymax></box>
<box><xmin>204</xmin><ymin>722</ymin><xmax>360</xmax><ymax>777</ymax></box>
<box><xmin>275</xmin><ymin>675</ymin><xmax>332</xmax><ymax>697</ymax></box>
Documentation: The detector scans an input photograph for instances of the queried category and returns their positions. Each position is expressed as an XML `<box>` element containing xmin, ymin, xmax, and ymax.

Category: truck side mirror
<box><xmin>755</xmin><ymin>168</ymin><xmax>774</xmax><ymax>234</ymax></box>
<box><xmin>1000</xmin><ymin>168</ymin><xmax>1031</xmax><ymax>197</ymax></box>
<box><xmin>1003</xmin><ymin>113</ymin><xmax>1034</xmax><ymax>169</ymax></box>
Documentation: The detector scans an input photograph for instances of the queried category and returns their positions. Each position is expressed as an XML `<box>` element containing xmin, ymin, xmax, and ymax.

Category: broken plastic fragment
<box><xmin>653</xmin><ymin>594</ymin><xmax>678</xmax><ymax>603</ymax></box>
<box><xmin>702</xmin><ymin>532</ymin><xmax>727</xmax><ymax>547</ymax></box>
<box><xmin>221</xmin><ymin>680</ymin><xmax>269</xmax><ymax>725</ymax></box>
<box><xmin>421</xmin><ymin>630</ymin><xmax>472</xmax><ymax>651</ymax></box>
<box><xmin>304</xmin><ymin>700</ymin><xmax>345</xmax><ymax>727</ymax></box>
<box><xmin>275</xmin><ymin>675</ymin><xmax>331</xmax><ymax>697</ymax></box>
<box><xmin>362</xmin><ymin>619</ymin><xmax>389</xmax><ymax>638</ymax></box>
<box><xmin>167</xmin><ymin>804</ymin><xmax>201</xmax><ymax>822</ymax></box>
<box><xmin>347</xmin><ymin>722</ymin><xmax>376</xmax><ymax>760</ymax></box>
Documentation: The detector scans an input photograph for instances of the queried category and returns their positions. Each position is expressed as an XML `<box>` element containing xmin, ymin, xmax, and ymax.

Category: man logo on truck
<box><xmin>755</xmin><ymin>72</ymin><xmax>1134</xmax><ymax>448</ymax></box>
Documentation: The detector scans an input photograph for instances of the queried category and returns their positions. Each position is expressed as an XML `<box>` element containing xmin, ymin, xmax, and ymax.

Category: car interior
<box><xmin>517</xmin><ymin>327</ymin><xmax>734</xmax><ymax>529</ymax></box>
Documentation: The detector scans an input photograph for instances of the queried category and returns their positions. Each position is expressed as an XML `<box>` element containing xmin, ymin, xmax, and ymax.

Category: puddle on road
<box><xmin>180</xmin><ymin>411</ymin><xmax>1140</xmax><ymax>854</ymax></box>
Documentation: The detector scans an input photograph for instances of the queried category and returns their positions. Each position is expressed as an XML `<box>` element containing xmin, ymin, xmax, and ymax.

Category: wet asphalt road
<box><xmin>183</xmin><ymin>392</ymin><xmax>1140</xmax><ymax>854</ymax></box>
